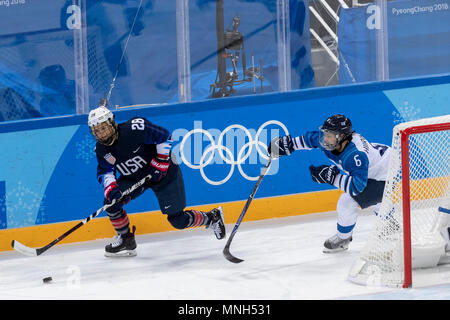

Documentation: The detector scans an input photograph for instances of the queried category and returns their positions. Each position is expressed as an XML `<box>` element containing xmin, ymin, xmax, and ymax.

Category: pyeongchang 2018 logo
<box><xmin>171</xmin><ymin>120</ymin><xmax>289</xmax><ymax>185</ymax></box>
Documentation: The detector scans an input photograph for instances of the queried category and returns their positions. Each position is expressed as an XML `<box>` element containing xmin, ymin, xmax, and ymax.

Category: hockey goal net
<box><xmin>348</xmin><ymin>115</ymin><xmax>450</xmax><ymax>288</ymax></box>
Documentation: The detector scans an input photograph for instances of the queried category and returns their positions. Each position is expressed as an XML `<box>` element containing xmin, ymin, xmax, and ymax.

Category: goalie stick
<box><xmin>223</xmin><ymin>157</ymin><xmax>273</xmax><ymax>263</ymax></box>
<box><xmin>11</xmin><ymin>174</ymin><xmax>151</xmax><ymax>257</ymax></box>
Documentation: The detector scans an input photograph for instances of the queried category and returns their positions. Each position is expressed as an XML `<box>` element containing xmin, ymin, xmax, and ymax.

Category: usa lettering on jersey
<box><xmin>95</xmin><ymin>117</ymin><xmax>172</xmax><ymax>184</ymax></box>
<box><xmin>116</xmin><ymin>156</ymin><xmax>148</xmax><ymax>176</ymax></box>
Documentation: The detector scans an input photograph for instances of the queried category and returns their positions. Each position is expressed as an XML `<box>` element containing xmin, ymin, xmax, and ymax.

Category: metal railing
<box><xmin>309</xmin><ymin>0</ymin><xmax>371</xmax><ymax>86</ymax></box>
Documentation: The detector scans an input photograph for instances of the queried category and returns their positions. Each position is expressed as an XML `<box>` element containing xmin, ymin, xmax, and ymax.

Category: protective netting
<box><xmin>348</xmin><ymin>115</ymin><xmax>450</xmax><ymax>288</ymax></box>
<box><xmin>0</xmin><ymin>26</ymin><xmax>112</xmax><ymax>121</ymax></box>
<box><xmin>0</xmin><ymin>29</ymin><xmax>75</xmax><ymax>120</ymax></box>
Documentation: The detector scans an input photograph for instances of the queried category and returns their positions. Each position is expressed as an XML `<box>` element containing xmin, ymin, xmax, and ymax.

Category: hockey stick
<box><xmin>223</xmin><ymin>157</ymin><xmax>273</xmax><ymax>263</ymax></box>
<box><xmin>11</xmin><ymin>174</ymin><xmax>151</xmax><ymax>257</ymax></box>
<box><xmin>99</xmin><ymin>0</ymin><xmax>144</xmax><ymax>108</ymax></box>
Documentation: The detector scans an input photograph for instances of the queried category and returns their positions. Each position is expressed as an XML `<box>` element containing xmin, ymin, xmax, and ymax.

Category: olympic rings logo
<box><xmin>174</xmin><ymin>120</ymin><xmax>289</xmax><ymax>185</ymax></box>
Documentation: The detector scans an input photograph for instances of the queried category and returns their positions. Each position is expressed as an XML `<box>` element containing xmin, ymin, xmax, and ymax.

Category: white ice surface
<box><xmin>1</xmin><ymin>210</ymin><xmax>450</xmax><ymax>300</ymax></box>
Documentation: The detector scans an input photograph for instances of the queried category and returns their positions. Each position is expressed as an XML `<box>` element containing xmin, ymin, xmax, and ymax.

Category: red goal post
<box><xmin>401</xmin><ymin>119</ymin><xmax>450</xmax><ymax>287</ymax></box>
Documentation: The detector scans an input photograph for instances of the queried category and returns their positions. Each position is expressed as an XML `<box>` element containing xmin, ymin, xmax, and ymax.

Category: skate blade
<box><xmin>322</xmin><ymin>245</ymin><xmax>349</xmax><ymax>253</ymax></box>
<box><xmin>104</xmin><ymin>249</ymin><xmax>137</xmax><ymax>257</ymax></box>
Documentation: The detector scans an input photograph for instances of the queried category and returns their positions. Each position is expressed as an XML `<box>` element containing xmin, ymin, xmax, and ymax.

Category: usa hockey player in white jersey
<box><xmin>269</xmin><ymin>114</ymin><xmax>391</xmax><ymax>253</ymax></box>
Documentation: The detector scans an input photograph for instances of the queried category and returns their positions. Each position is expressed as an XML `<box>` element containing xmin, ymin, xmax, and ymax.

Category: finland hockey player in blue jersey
<box><xmin>88</xmin><ymin>106</ymin><xmax>226</xmax><ymax>257</ymax></box>
<box><xmin>269</xmin><ymin>114</ymin><xmax>391</xmax><ymax>253</ymax></box>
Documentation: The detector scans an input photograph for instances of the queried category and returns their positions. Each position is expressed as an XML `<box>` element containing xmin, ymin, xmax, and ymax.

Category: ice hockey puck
<box><xmin>42</xmin><ymin>277</ymin><xmax>52</xmax><ymax>283</ymax></box>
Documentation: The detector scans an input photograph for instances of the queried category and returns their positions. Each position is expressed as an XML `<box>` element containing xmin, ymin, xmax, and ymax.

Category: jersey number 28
<box><xmin>131</xmin><ymin>118</ymin><xmax>145</xmax><ymax>130</ymax></box>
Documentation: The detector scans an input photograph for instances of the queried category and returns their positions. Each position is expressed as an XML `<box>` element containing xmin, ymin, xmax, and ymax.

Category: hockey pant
<box><xmin>113</xmin><ymin>161</ymin><xmax>203</xmax><ymax>230</ymax></box>
<box><xmin>336</xmin><ymin>179</ymin><xmax>385</xmax><ymax>239</ymax></box>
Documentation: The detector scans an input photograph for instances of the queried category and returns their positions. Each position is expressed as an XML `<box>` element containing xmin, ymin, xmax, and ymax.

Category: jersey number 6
<box><xmin>354</xmin><ymin>154</ymin><xmax>362</xmax><ymax>167</ymax></box>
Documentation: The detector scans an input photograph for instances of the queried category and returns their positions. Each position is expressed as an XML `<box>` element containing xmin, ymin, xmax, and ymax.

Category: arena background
<box><xmin>0</xmin><ymin>0</ymin><xmax>449</xmax><ymax>251</ymax></box>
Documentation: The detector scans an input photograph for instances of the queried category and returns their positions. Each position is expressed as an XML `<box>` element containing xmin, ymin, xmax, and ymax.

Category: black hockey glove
<box><xmin>309</xmin><ymin>165</ymin><xmax>339</xmax><ymax>185</ymax></box>
<box><xmin>268</xmin><ymin>135</ymin><xmax>295</xmax><ymax>158</ymax></box>
<box><xmin>149</xmin><ymin>157</ymin><xmax>170</xmax><ymax>182</ymax></box>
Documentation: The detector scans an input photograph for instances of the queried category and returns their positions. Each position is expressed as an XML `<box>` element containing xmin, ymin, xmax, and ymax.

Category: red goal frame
<box><xmin>400</xmin><ymin>122</ymin><xmax>450</xmax><ymax>288</ymax></box>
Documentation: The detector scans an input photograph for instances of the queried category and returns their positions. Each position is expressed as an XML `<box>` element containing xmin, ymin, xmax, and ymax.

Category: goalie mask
<box><xmin>319</xmin><ymin>114</ymin><xmax>353</xmax><ymax>151</ymax></box>
<box><xmin>88</xmin><ymin>107</ymin><xmax>118</xmax><ymax>146</ymax></box>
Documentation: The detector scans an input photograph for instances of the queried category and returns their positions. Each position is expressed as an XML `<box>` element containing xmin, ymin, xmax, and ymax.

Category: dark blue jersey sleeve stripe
<box><xmin>143</xmin><ymin>121</ymin><xmax>170</xmax><ymax>145</ymax></box>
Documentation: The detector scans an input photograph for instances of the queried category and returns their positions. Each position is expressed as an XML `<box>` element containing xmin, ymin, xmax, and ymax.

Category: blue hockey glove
<box><xmin>309</xmin><ymin>165</ymin><xmax>339</xmax><ymax>185</ymax></box>
<box><xmin>268</xmin><ymin>135</ymin><xmax>295</xmax><ymax>158</ymax></box>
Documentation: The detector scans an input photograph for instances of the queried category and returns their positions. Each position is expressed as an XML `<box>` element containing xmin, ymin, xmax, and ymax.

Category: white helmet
<box><xmin>88</xmin><ymin>107</ymin><xmax>118</xmax><ymax>145</ymax></box>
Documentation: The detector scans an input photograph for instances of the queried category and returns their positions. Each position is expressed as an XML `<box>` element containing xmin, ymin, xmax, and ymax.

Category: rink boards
<box><xmin>0</xmin><ymin>74</ymin><xmax>449</xmax><ymax>251</ymax></box>
<box><xmin>0</xmin><ymin>190</ymin><xmax>342</xmax><ymax>251</ymax></box>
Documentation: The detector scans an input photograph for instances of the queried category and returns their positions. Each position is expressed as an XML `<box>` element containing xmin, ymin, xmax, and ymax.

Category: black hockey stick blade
<box><xmin>223</xmin><ymin>237</ymin><xmax>244</xmax><ymax>263</ymax></box>
<box><xmin>223</xmin><ymin>251</ymin><xmax>244</xmax><ymax>263</ymax></box>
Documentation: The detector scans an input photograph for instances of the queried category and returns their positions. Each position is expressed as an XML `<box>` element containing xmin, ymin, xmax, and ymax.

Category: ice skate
<box><xmin>206</xmin><ymin>206</ymin><xmax>226</xmax><ymax>240</ymax></box>
<box><xmin>323</xmin><ymin>234</ymin><xmax>352</xmax><ymax>253</ymax></box>
<box><xmin>105</xmin><ymin>226</ymin><xmax>137</xmax><ymax>257</ymax></box>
